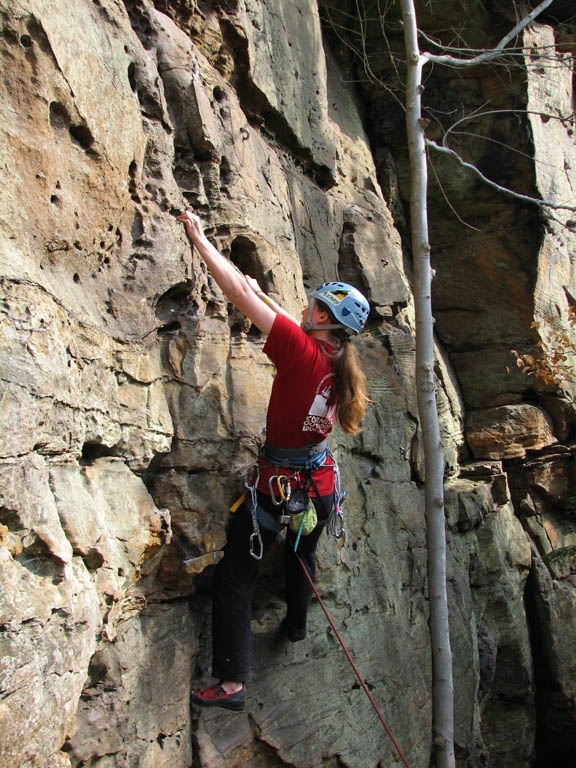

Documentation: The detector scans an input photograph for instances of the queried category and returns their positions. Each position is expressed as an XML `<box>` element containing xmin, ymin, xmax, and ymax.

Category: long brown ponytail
<box><xmin>326</xmin><ymin>328</ymin><xmax>369</xmax><ymax>435</ymax></box>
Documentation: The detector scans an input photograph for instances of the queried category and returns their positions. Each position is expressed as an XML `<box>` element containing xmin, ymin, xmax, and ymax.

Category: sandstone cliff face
<box><xmin>0</xmin><ymin>1</ymin><xmax>574</xmax><ymax>767</ymax></box>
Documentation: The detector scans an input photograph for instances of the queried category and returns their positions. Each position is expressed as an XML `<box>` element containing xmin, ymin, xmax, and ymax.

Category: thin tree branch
<box><xmin>442</xmin><ymin>108</ymin><xmax>576</xmax><ymax>147</ymax></box>
<box><xmin>418</xmin><ymin>29</ymin><xmax>561</xmax><ymax>57</ymax></box>
<box><xmin>422</xmin><ymin>0</ymin><xmax>555</xmax><ymax>67</ymax></box>
<box><xmin>426</xmin><ymin>140</ymin><xmax>576</xmax><ymax>212</ymax></box>
<box><xmin>320</xmin><ymin>0</ymin><xmax>406</xmax><ymax>111</ymax></box>
<box><xmin>427</xmin><ymin>151</ymin><xmax>482</xmax><ymax>231</ymax></box>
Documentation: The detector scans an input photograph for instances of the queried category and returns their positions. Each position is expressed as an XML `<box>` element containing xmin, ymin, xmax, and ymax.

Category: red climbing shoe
<box><xmin>190</xmin><ymin>683</ymin><xmax>245</xmax><ymax>712</ymax></box>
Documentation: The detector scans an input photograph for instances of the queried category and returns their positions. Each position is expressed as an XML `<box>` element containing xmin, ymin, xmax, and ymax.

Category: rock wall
<box><xmin>0</xmin><ymin>1</ymin><xmax>575</xmax><ymax>767</ymax></box>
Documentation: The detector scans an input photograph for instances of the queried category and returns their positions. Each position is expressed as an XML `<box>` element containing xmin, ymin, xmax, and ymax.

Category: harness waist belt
<box><xmin>262</xmin><ymin>439</ymin><xmax>328</xmax><ymax>461</ymax></box>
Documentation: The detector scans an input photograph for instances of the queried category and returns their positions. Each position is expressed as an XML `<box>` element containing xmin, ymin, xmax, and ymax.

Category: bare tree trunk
<box><xmin>398</xmin><ymin>1</ymin><xmax>455</xmax><ymax>766</ymax></box>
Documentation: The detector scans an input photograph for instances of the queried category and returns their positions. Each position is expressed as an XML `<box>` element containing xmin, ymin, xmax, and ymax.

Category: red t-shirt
<box><xmin>257</xmin><ymin>315</ymin><xmax>336</xmax><ymax>496</ymax></box>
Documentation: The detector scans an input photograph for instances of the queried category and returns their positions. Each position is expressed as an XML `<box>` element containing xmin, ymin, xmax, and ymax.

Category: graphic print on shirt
<box><xmin>303</xmin><ymin>373</ymin><xmax>335</xmax><ymax>434</ymax></box>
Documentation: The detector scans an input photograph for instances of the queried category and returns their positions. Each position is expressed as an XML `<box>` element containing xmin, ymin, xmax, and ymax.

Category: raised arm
<box><xmin>177</xmin><ymin>211</ymin><xmax>277</xmax><ymax>334</ymax></box>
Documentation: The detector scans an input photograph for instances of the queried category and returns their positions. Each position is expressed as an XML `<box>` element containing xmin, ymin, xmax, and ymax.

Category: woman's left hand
<box><xmin>244</xmin><ymin>274</ymin><xmax>262</xmax><ymax>294</ymax></box>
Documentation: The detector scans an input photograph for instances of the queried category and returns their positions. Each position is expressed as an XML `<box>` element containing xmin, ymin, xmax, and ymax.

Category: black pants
<box><xmin>211</xmin><ymin>490</ymin><xmax>334</xmax><ymax>682</ymax></box>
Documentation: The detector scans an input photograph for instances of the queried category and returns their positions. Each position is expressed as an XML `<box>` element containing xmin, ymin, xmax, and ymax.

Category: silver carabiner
<box><xmin>332</xmin><ymin>509</ymin><xmax>345</xmax><ymax>539</ymax></box>
<box><xmin>249</xmin><ymin>530</ymin><xmax>264</xmax><ymax>560</ymax></box>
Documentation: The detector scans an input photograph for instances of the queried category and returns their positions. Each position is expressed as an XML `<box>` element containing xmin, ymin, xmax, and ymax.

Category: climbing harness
<box><xmin>231</xmin><ymin>441</ymin><xmax>346</xmax><ymax>560</ymax></box>
<box><xmin>294</xmin><ymin>551</ymin><xmax>413</xmax><ymax>768</ymax></box>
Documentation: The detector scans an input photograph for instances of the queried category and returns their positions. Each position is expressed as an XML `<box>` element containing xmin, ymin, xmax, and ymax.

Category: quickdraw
<box><xmin>330</xmin><ymin>488</ymin><xmax>346</xmax><ymax>538</ymax></box>
<box><xmin>246</xmin><ymin>465</ymin><xmax>264</xmax><ymax>560</ymax></box>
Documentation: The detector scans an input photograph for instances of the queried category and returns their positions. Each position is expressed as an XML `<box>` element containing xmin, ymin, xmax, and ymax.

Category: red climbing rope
<box><xmin>295</xmin><ymin>552</ymin><xmax>412</xmax><ymax>768</ymax></box>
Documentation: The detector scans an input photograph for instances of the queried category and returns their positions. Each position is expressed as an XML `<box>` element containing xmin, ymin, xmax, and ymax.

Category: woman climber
<box><xmin>177</xmin><ymin>210</ymin><xmax>370</xmax><ymax>712</ymax></box>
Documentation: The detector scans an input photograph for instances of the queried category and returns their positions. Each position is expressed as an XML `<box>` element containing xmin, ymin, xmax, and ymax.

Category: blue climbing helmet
<box><xmin>304</xmin><ymin>282</ymin><xmax>369</xmax><ymax>335</ymax></box>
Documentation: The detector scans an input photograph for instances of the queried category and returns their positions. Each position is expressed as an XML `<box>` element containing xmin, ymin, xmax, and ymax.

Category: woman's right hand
<box><xmin>177</xmin><ymin>211</ymin><xmax>205</xmax><ymax>244</ymax></box>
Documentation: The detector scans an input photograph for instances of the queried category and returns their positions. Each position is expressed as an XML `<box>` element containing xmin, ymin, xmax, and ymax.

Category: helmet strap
<box><xmin>304</xmin><ymin>323</ymin><xmax>343</xmax><ymax>332</ymax></box>
<box><xmin>302</xmin><ymin>297</ymin><xmax>315</xmax><ymax>333</ymax></box>
<box><xmin>302</xmin><ymin>298</ymin><xmax>346</xmax><ymax>334</ymax></box>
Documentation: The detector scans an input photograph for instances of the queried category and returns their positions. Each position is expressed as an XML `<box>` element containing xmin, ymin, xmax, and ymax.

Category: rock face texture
<box><xmin>0</xmin><ymin>1</ymin><xmax>575</xmax><ymax>767</ymax></box>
